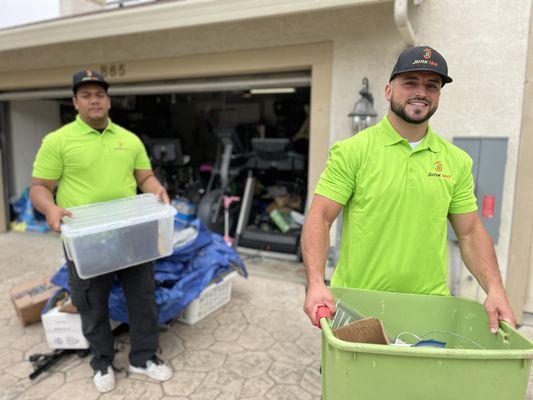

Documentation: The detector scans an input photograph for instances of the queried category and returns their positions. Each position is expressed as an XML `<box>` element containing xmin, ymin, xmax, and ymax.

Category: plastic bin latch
<box><xmin>62</xmin><ymin>237</ymin><xmax>73</xmax><ymax>261</ymax></box>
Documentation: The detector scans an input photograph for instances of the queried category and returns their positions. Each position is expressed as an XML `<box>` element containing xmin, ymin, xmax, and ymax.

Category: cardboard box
<box><xmin>266</xmin><ymin>195</ymin><xmax>303</xmax><ymax>214</ymax></box>
<box><xmin>9</xmin><ymin>277</ymin><xmax>58</xmax><ymax>326</ymax></box>
<box><xmin>333</xmin><ymin>317</ymin><xmax>390</xmax><ymax>345</ymax></box>
<box><xmin>42</xmin><ymin>307</ymin><xmax>90</xmax><ymax>349</ymax></box>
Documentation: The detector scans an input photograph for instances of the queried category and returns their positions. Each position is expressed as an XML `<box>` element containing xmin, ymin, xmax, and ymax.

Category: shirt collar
<box><xmin>75</xmin><ymin>115</ymin><xmax>115</xmax><ymax>135</ymax></box>
<box><xmin>378</xmin><ymin>116</ymin><xmax>441</xmax><ymax>153</ymax></box>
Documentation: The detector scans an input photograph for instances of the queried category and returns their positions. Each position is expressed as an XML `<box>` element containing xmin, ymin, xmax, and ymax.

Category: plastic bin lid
<box><xmin>61</xmin><ymin>194</ymin><xmax>177</xmax><ymax>238</ymax></box>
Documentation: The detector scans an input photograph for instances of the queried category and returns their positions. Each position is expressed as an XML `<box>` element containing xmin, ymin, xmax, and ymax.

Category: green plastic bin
<box><xmin>320</xmin><ymin>287</ymin><xmax>533</xmax><ymax>400</ymax></box>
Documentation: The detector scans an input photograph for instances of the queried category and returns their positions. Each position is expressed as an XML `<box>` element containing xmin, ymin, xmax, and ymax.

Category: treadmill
<box><xmin>235</xmin><ymin>138</ymin><xmax>306</xmax><ymax>261</ymax></box>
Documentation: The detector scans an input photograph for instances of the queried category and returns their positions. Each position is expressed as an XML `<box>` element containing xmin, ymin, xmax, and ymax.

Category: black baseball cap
<box><xmin>72</xmin><ymin>69</ymin><xmax>109</xmax><ymax>94</ymax></box>
<box><xmin>389</xmin><ymin>46</ymin><xmax>453</xmax><ymax>86</ymax></box>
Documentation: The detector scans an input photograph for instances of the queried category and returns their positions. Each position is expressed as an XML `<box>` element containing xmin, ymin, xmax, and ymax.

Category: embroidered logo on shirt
<box><xmin>114</xmin><ymin>140</ymin><xmax>127</xmax><ymax>151</ymax></box>
<box><xmin>427</xmin><ymin>160</ymin><xmax>451</xmax><ymax>180</ymax></box>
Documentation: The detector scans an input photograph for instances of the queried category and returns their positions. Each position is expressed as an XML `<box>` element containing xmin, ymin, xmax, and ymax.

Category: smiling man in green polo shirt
<box><xmin>30</xmin><ymin>70</ymin><xmax>172</xmax><ymax>393</ymax></box>
<box><xmin>302</xmin><ymin>46</ymin><xmax>516</xmax><ymax>333</ymax></box>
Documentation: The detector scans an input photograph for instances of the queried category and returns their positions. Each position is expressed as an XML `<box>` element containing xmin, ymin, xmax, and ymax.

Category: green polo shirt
<box><xmin>32</xmin><ymin>116</ymin><xmax>151</xmax><ymax>208</ymax></box>
<box><xmin>316</xmin><ymin>116</ymin><xmax>477</xmax><ymax>295</ymax></box>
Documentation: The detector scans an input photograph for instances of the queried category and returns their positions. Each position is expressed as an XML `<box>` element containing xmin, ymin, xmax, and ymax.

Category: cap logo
<box><xmin>423</xmin><ymin>48</ymin><xmax>432</xmax><ymax>59</ymax></box>
<box><xmin>412</xmin><ymin>59</ymin><xmax>439</xmax><ymax>67</ymax></box>
<box><xmin>86</xmin><ymin>70</ymin><xmax>93</xmax><ymax>77</ymax></box>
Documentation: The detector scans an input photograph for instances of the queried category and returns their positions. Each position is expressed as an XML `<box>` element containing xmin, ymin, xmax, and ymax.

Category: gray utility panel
<box><xmin>448</xmin><ymin>137</ymin><xmax>508</xmax><ymax>244</ymax></box>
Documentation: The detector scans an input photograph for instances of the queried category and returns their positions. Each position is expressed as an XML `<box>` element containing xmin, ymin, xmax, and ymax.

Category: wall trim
<box><xmin>0</xmin><ymin>0</ymin><xmax>389</xmax><ymax>52</ymax></box>
<box><xmin>506</xmin><ymin>3</ymin><xmax>533</xmax><ymax>324</ymax></box>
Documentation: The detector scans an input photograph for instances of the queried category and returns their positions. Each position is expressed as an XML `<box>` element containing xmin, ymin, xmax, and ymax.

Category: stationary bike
<box><xmin>197</xmin><ymin>128</ymin><xmax>247</xmax><ymax>244</ymax></box>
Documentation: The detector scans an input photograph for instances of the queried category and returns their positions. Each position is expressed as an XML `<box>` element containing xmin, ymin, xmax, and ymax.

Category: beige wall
<box><xmin>412</xmin><ymin>1</ymin><xmax>531</xmax><ymax>296</ymax></box>
<box><xmin>0</xmin><ymin>1</ymin><xmax>531</xmax><ymax>298</ymax></box>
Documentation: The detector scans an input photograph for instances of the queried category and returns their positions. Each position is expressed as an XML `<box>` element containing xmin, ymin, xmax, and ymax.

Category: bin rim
<box><xmin>61</xmin><ymin>194</ymin><xmax>177</xmax><ymax>238</ymax></box>
<box><xmin>320</xmin><ymin>318</ymin><xmax>533</xmax><ymax>360</ymax></box>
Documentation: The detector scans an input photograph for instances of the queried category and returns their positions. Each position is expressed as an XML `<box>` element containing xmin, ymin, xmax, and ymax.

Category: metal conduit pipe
<box><xmin>394</xmin><ymin>0</ymin><xmax>417</xmax><ymax>46</ymax></box>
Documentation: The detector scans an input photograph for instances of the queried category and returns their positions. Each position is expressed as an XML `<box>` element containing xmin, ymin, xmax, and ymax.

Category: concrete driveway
<box><xmin>0</xmin><ymin>232</ymin><xmax>321</xmax><ymax>400</ymax></box>
<box><xmin>1</xmin><ymin>231</ymin><xmax>532</xmax><ymax>399</ymax></box>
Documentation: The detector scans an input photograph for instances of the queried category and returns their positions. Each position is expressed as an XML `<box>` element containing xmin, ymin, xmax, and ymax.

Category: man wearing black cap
<box><xmin>30</xmin><ymin>70</ymin><xmax>173</xmax><ymax>393</ymax></box>
<box><xmin>302</xmin><ymin>46</ymin><xmax>516</xmax><ymax>333</ymax></box>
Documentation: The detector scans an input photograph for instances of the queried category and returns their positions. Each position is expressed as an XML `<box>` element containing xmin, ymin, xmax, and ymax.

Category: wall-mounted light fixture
<box><xmin>348</xmin><ymin>77</ymin><xmax>377</xmax><ymax>134</ymax></box>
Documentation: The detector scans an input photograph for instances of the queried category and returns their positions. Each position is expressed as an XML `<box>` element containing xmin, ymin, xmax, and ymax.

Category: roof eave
<box><xmin>0</xmin><ymin>0</ymin><xmax>390</xmax><ymax>52</ymax></box>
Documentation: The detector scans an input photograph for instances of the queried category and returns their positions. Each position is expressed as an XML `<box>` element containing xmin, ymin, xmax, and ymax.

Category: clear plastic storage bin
<box><xmin>61</xmin><ymin>194</ymin><xmax>177</xmax><ymax>279</ymax></box>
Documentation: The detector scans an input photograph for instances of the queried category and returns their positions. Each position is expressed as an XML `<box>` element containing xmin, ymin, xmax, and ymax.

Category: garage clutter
<box><xmin>10</xmin><ymin>216</ymin><xmax>246</xmax><ymax>354</ymax></box>
<box><xmin>9</xmin><ymin>188</ymin><xmax>50</xmax><ymax>233</ymax></box>
<box><xmin>51</xmin><ymin>217</ymin><xmax>246</xmax><ymax>326</ymax></box>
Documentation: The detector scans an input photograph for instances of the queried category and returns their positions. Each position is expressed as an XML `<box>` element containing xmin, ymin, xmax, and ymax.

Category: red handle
<box><xmin>316</xmin><ymin>306</ymin><xmax>332</xmax><ymax>328</ymax></box>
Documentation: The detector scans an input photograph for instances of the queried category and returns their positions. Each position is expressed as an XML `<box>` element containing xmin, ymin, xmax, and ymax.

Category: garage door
<box><xmin>0</xmin><ymin>71</ymin><xmax>311</xmax><ymax>100</ymax></box>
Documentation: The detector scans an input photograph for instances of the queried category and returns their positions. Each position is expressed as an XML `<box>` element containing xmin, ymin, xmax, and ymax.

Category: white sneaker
<box><xmin>129</xmin><ymin>356</ymin><xmax>173</xmax><ymax>381</ymax></box>
<box><xmin>93</xmin><ymin>365</ymin><xmax>115</xmax><ymax>393</ymax></box>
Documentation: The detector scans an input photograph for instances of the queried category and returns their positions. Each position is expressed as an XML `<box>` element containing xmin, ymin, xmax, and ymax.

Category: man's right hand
<box><xmin>303</xmin><ymin>282</ymin><xmax>336</xmax><ymax>326</ymax></box>
<box><xmin>45</xmin><ymin>205</ymin><xmax>73</xmax><ymax>232</ymax></box>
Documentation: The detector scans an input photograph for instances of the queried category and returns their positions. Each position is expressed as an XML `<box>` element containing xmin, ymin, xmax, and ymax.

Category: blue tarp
<box><xmin>50</xmin><ymin>218</ymin><xmax>247</xmax><ymax>324</ymax></box>
<box><xmin>11</xmin><ymin>188</ymin><xmax>50</xmax><ymax>232</ymax></box>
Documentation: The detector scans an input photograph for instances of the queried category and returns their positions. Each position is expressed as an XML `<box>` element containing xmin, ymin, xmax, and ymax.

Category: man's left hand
<box><xmin>484</xmin><ymin>289</ymin><xmax>516</xmax><ymax>333</ymax></box>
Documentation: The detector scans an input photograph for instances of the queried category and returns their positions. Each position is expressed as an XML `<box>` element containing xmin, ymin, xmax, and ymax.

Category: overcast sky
<box><xmin>0</xmin><ymin>0</ymin><xmax>161</xmax><ymax>30</ymax></box>
<box><xmin>0</xmin><ymin>0</ymin><xmax>60</xmax><ymax>30</ymax></box>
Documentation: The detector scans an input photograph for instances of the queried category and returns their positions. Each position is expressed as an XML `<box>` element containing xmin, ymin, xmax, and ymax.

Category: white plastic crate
<box><xmin>178</xmin><ymin>272</ymin><xmax>237</xmax><ymax>325</ymax></box>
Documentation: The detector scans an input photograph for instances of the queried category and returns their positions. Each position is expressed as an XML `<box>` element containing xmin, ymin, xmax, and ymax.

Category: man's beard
<box><xmin>391</xmin><ymin>97</ymin><xmax>437</xmax><ymax>125</ymax></box>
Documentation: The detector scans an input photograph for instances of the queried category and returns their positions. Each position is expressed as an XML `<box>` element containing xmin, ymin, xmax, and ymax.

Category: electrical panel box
<box><xmin>448</xmin><ymin>138</ymin><xmax>508</xmax><ymax>244</ymax></box>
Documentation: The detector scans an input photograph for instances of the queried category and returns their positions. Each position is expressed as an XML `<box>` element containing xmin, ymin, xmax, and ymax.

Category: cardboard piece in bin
<box><xmin>9</xmin><ymin>276</ymin><xmax>58</xmax><ymax>326</ymax></box>
<box><xmin>333</xmin><ymin>317</ymin><xmax>390</xmax><ymax>345</ymax></box>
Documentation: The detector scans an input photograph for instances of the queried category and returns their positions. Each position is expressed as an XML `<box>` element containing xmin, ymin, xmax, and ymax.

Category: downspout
<box><xmin>394</xmin><ymin>0</ymin><xmax>420</xmax><ymax>46</ymax></box>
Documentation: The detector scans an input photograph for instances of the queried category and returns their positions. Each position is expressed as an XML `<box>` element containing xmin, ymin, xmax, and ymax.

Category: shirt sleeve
<box><xmin>32</xmin><ymin>134</ymin><xmax>63</xmax><ymax>180</ymax></box>
<box><xmin>448</xmin><ymin>155</ymin><xmax>478</xmax><ymax>214</ymax></box>
<box><xmin>133</xmin><ymin>137</ymin><xmax>152</xmax><ymax>170</ymax></box>
<box><xmin>314</xmin><ymin>139</ymin><xmax>358</xmax><ymax>205</ymax></box>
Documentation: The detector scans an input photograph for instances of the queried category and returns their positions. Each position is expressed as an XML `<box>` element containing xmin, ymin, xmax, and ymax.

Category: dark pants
<box><xmin>66</xmin><ymin>256</ymin><xmax>159</xmax><ymax>371</ymax></box>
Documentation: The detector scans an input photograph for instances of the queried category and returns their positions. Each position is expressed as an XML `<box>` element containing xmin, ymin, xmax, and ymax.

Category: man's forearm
<box><xmin>29</xmin><ymin>184</ymin><xmax>56</xmax><ymax>215</ymax></box>
<box><xmin>301</xmin><ymin>211</ymin><xmax>332</xmax><ymax>286</ymax></box>
<box><xmin>458</xmin><ymin>224</ymin><xmax>505</xmax><ymax>294</ymax></box>
<box><xmin>138</xmin><ymin>174</ymin><xmax>164</xmax><ymax>194</ymax></box>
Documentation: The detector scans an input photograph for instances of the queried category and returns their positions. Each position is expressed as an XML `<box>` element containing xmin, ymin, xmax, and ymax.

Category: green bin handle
<box><xmin>316</xmin><ymin>306</ymin><xmax>332</xmax><ymax>329</ymax></box>
<box><xmin>497</xmin><ymin>320</ymin><xmax>512</xmax><ymax>343</ymax></box>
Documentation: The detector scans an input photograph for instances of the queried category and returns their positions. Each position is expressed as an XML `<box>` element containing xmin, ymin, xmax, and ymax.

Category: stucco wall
<box><xmin>411</xmin><ymin>1</ymin><xmax>531</xmax><ymax>288</ymax></box>
<box><xmin>0</xmin><ymin>0</ymin><xmax>530</xmax><ymax>289</ymax></box>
